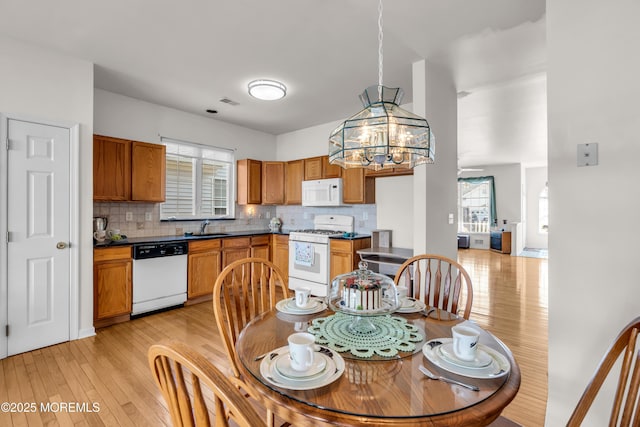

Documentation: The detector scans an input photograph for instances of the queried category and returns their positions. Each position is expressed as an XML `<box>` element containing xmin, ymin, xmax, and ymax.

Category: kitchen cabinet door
<box><xmin>93</xmin><ymin>135</ymin><xmax>131</xmax><ymax>201</ymax></box>
<box><xmin>322</xmin><ymin>155</ymin><xmax>342</xmax><ymax>178</ymax></box>
<box><xmin>251</xmin><ymin>235</ymin><xmax>270</xmax><ymax>260</ymax></box>
<box><xmin>222</xmin><ymin>237</ymin><xmax>251</xmax><ymax>267</ymax></box>
<box><xmin>285</xmin><ymin>159</ymin><xmax>304</xmax><ymax>205</ymax></box>
<box><xmin>262</xmin><ymin>161</ymin><xmax>285</xmax><ymax>205</ymax></box>
<box><xmin>131</xmin><ymin>141</ymin><xmax>166</xmax><ymax>202</ymax></box>
<box><xmin>94</xmin><ymin>247</ymin><xmax>132</xmax><ymax>327</ymax></box>
<box><xmin>237</xmin><ymin>159</ymin><xmax>262</xmax><ymax>205</ymax></box>
<box><xmin>342</xmin><ymin>168</ymin><xmax>375</xmax><ymax>204</ymax></box>
<box><xmin>330</xmin><ymin>238</ymin><xmax>372</xmax><ymax>278</ymax></box>
<box><xmin>271</xmin><ymin>234</ymin><xmax>289</xmax><ymax>278</ymax></box>
<box><xmin>304</xmin><ymin>156</ymin><xmax>323</xmax><ymax>180</ymax></box>
<box><xmin>187</xmin><ymin>240</ymin><xmax>221</xmax><ymax>300</ymax></box>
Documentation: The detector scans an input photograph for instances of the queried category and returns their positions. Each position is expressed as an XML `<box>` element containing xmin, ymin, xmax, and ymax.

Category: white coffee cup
<box><xmin>452</xmin><ymin>325</ymin><xmax>480</xmax><ymax>361</ymax></box>
<box><xmin>93</xmin><ymin>230</ymin><xmax>106</xmax><ymax>242</ymax></box>
<box><xmin>288</xmin><ymin>332</ymin><xmax>315</xmax><ymax>371</ymax></box>
<box><xmin>295</xmin><ymin>287</ymin><xmax>311</xmax><ymax>308</ymax></box>
<box><xmin>396</xmin><ymin>286</ymin><xmax>408</xmax><ymax>300</ymax></box>
<box><xmin>107</xmin><ymin>229</ymin><xmax>122</xmax><ymax>240</ymax></box>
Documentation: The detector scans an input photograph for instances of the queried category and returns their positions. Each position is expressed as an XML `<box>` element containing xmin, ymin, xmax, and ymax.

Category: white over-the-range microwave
<box><xmin>302</xmin><ymin>178</ymin><xmax>344</xmax><ymax>207</ymax></box>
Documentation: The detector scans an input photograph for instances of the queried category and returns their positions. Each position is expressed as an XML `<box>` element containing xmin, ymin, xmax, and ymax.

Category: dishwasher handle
<box><xmin>133</xmin><ymin>242</ymin><xmax>188</xmax><ymax>259</ymax></box>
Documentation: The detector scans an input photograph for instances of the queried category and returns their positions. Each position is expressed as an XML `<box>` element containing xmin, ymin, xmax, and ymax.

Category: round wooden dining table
<box><xmin>235</xmin><ymin>306</ymin><xmax>520</xmax><ymax>427</ymax></box>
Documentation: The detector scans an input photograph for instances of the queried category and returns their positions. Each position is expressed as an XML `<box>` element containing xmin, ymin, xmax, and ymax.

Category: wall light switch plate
<box><xmin>125</xmin><ymin>211</ymin><xmax>133</xmax><ymax>221</ymax></box>
<box><xmin>577</xmin><ymin>143</ymin><xmax>598</xmax><ymax>167</ymax></box>
<box><xmin>448</xmin><ymin>213</ymin><xmax>454</xmax><ymax>224</ymax></box>
<box><xmin>145</xmin><ymin>212</ymin><xmax>152</xmax><ymax>221</ymax></box>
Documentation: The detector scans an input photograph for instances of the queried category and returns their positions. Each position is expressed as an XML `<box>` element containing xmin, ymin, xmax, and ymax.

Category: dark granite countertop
<box><xmin>94</xmin><ymin>229</ymin><xmax>369</xmax><ymax>248</ymax></box>
<box><xmin>94</xmin><ymin>229</ymin><xmax>291</xmax><ymax>248</ymax></box>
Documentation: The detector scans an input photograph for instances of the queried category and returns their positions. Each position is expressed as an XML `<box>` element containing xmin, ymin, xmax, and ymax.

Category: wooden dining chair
<box><xmin>567</xmin><ymin>316</ymin><xmax>640</xmax><ymax>426</ymax></box>
<box><xmin>212</xmin><ymin>257</ymin><xmax>290</xmax><ymax>427</ymax></box>
<box><xmin>394</xmin><ymin>254</ymin><xmax>474</xmax><ymax>319</ymax></box>
<box><xmin>148</xmin><ymin>341</ymin><xmax>267</xmax><ymax>427</ymax></box>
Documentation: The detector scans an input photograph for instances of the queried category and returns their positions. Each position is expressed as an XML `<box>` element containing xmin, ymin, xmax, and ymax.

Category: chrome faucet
<box><xmin>200</xmin><ymin>219</ymin><xmax>210</xmax><ymax>234</ymax></box>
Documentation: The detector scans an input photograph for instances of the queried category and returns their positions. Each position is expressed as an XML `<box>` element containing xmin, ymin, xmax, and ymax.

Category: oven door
<box><xmin>288</xmin><ymin>240</ymin><xmax>329</xmax><ymax>294</ymax></box>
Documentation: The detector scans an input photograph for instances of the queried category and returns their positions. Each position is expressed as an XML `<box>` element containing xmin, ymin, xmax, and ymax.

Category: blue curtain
<box><xmin>457</xmin><ymin>176</ymin><xmax>497</xmax><ymax>226</ymax></box>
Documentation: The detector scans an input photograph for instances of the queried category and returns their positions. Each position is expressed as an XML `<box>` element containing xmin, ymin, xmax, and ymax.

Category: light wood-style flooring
<box><xmin>0</xmin><ymin>249</ymin><xmax>547</xmax><ymax>426</ymax></box>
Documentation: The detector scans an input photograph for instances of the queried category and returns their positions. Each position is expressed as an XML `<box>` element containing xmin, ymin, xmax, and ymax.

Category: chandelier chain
<box><xmin>378</xmin><ymin>0</ymin><xmax>383</xmax><ymax>99</ymax></box>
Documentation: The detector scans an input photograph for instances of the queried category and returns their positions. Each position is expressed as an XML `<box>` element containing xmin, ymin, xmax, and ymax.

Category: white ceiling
<box><xmin>0</xmin><ymin>0</ymin><xmax>547</xmax><ymax>168</ymax></box>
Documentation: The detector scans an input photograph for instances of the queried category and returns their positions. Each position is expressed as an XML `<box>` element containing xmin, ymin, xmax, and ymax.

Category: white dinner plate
<box><xmin>438</xmin><ymin>343</ymin><xmax>493</xmax><ymax>369</ymax></box>
<box><xmin>396</xmin><ymin>298</ymin><xmax>427</xmax><ymax>313</ymax></box>
<box><xmin>422</xmin><ymin>338</ymin><xmax>510</xmax><ymax>379</ymax></box>
<box><xmin>260</xmin><ymin>345</ymin><xmax>345</xmax><ymax>390</ymax></box>
<box><xmin>276</xmin><ymin>298</ymin><xmax>327</xmax><ymax>315</ymax></box>
<box><xmin>274</xmin><ymin>352</ymin><xmax>327</xmax><ymax>379</ymax></box>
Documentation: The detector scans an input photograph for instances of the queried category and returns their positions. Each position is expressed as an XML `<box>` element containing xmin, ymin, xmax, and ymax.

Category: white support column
<box><xmin>412</xmin><ymin>59</ymin><xmax>458</xmax><ymax>259</ymax></box>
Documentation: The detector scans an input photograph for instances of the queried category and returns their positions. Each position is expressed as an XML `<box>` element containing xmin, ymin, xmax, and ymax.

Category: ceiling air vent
<box><xmin>219</xmin><ymin>97</ymin><xmax>239</xmax><ymax>106</ymax></box>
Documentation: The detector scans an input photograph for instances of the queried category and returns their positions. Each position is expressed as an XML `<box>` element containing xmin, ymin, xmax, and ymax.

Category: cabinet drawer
<box><xmin>330</xmin><ymin>240</ymin><xmax>352</xmax><ymax>253</ymax></box>
<box><xmin>189</xmin><ymin>239</ymin><xmax>222</xmax><ymax>253</ymax></box>
<box><xmin>222</xmin><ymin>237</ymin><xmax>251</xmax><ymax>248</ymax></box>
<box><xmin>94</xmin><ymin>246</ymin><xmax>131</xmax><ymax>262</ymax></box>
<box><xmin>251</xmin><ymin>235</ymin><xmax>270</xmax><ymax>246</ymax></box>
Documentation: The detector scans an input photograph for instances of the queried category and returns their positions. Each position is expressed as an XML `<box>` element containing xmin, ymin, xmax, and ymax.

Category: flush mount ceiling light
<box><xmin>329</xmin><ymin>0</ymin><xmax>434</xmax><ymax>170</ymax></box>
<box><xmin>248</xmin><ymin>79</ymin><xmax>287</xmax><ymax>101</ymax></box>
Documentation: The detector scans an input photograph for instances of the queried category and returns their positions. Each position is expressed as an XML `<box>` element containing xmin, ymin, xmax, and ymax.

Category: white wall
<box><xmin>547</xmin><ymin>1</ymin><xmax>640</xmax><ymax>425</ymax></box>
<box><xmin>413</xmin><ymin>60</ymin><xmax>459</xmax><ymax>259</ymax></box>
<box><xmin>0</xmin><ymin>35</ymin><xmax>94</xmax><ymax>337</ymax></box>
<box><xmin>376</xmin><ymin>176</ymin><xmax>413</xmax><ymax>248</ymax></box>
<box><xmin>276</xmin><ymin>120</ymin><xmax>340</xmax><ymax>160</ymax></box>
<box><xmin>95</xmin><ymin>89</ymin><xmax>277</xmax><ymax>160</ymax></box>
<box><xmin>525</xmin><ymin>166</ymin><xmax>548</xmax><ymax>249</ymax></box>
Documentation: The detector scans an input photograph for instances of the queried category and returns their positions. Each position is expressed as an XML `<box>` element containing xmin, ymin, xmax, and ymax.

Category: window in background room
<box><xmin>160</xmin><ymin>137</ymin><xmax>235</xmax><ymax>220</ymax></box>
<box><xmin>539</xmin><ymin>183</ymin><xmax>548</xmax><ymax>234</ymax></box>
<box><xmin>457</xmin><ymin>177</ymin><xmax>496</xmax><ymax>233</ymax></box>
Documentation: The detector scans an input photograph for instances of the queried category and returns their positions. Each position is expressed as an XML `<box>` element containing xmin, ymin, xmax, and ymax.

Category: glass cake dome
<box><xmin>328</xmin><ymin>261</ymin><xmax>399</xmax><ymax>316</ymax></box>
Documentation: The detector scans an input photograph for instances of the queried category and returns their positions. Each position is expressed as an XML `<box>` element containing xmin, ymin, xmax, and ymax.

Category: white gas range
<box><xmin>288</xmin><ymin>214</ymin><xmax>354</xmax><ymax>297</ymax></box>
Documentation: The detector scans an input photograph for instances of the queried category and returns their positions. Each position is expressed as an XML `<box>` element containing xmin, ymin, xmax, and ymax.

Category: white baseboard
<box><xmin>77</xmin><ymin>327</ymin><xmax>96</xmax><ymax>340</ymax></box>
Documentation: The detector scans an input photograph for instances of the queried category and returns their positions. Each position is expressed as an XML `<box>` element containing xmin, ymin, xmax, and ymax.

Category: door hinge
<box><xmin>5</xmin><ymin>138</ymin><xmax>10</xmax><ymax>151</ymax></box>
<box><xmin>5</xmin><ymin>325</ymin><xmax>8</xmax><ymax>337</ymax></box>
<box><xmin>6</xmin><ymin>231</ymin><xmax>10</xmax><ymax>243</ymax></box>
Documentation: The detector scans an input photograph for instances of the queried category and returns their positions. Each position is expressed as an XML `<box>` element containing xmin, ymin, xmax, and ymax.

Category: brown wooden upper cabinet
<box><xmin>304</xmin><ymin>156</ymin><xmax>323</xmax><ymax>180</ymax></box>
<box><xmin>285</xmin><ymin>159</ymin><xmax>304</xmax><ymax>205</ymax></box>
<box><xmin>343</xmin><ymin>168</ymin><xmax>375</xmax><ymax>204</ymax></box>
<box><xmin>94</xmin><ymin>135</ymin><xmax>166</xmax><ymax>202</ymax></box>
<box><xmin>304</xmin><ymin>155</ymin><xmax>342</xmax><ymax>180</ymax></box>
<box><xmin>262</xmin><ymin>161</ymin><xmax>285</xmax><ymax>205</ymax></box>
<box><xmin>237</xmin><ymin>159</ymin><xmax>262</xmax><ymax>205</ymax></box>
<box><xmin>131</xmin><ymin>141</ymin><xmax>166</xmax><ymax>202</ymax></box>
<box><xmin>322</xmin><ymin>155</ymin><xmax>343</xmax><ymax>178</ymax></box>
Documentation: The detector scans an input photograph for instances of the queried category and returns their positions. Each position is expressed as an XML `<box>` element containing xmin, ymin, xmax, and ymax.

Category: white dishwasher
<box><xmin>132</xmin><ymin>241</ymin><xmax>188</xmax><ymax>316</ymax></box>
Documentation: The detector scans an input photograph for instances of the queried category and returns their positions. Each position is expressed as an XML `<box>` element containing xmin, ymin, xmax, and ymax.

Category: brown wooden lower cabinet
<box><xmin>94</xmin><ymin>246</ymin><xmax>132</xmax><ymax>328</ymax></box>
<box><xmin>251</xmin><ymin>235</ymin><xmax>270</xmax><ymax>259</ymax></box>
<box><xmin>330</xmin><ymin>238</ymin><xmax>372</xmax><ymax>279</ymax></box>
<box><xmin>187</xmin><ymin>239</ymin><xmax>221</xmax><ymax>302</ymax></box>
<box><xmin>271</xmin><ymin>234</ymin><xmax>289</xmax><ymax>278</ymax></box>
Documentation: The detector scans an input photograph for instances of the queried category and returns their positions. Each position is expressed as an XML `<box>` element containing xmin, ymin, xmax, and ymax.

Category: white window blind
<box><xmin>160</xmin><ymin>137</ymin><xmax>235</xmax><ymax>220</ymax></box>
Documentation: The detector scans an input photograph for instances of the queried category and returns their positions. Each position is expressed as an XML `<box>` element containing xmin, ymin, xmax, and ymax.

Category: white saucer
<box><xmin>396</xmin><ymin>298</ymin><xmax>427</xmax><ymax>313</ymax></box>
<box><xmin>276</xmin><ymin>298</ymin><xmax>327</xmax><ymax>315</ymax></box>
<box><xmin>438</xmin><ymin>343</ymin><xmax>493</xmax><ymax>369</ymax></box>
<box><xmin>422</xmin><ymin>338</ymin><xmax>510</xmax><ymax>379</ymax></box>
<box><xmin>275</xmin><ymin>352</ymin><xmax>327</xmax><ymax>379</ymax></box>
<box><xmin>260</xmin><ymin>345</ymin><xmax>345</xmax><ymax>390</ymax></box>
<box><xmin>286</xmin><ymin>299</ymin><xmax>319</xmax><ymax>310</ymax></box>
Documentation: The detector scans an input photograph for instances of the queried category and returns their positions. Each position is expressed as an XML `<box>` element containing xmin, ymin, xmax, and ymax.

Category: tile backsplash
<box><xmin>93</xmin><ymin>203</ymin><xmax>377</xmax><ymax>238</ymax></box>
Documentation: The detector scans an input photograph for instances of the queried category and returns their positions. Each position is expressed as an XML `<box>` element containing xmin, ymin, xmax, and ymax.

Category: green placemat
<box><xmin>308</xmin><ymin>312</ymin><xmax>423</xmax><ymax>358</ymax></box>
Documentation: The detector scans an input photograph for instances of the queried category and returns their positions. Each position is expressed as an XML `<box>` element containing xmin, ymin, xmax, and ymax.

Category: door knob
<box><xmin>56</xmin><ymin>242</ymin><xmax>68</xmax><ymax>249</ymax></box>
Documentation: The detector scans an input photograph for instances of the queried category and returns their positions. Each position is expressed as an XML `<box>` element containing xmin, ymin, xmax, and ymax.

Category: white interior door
<box><xmin>6</xmin><ymin>119</ymin><xmax>70</xmax><ymax>356</ymax></box>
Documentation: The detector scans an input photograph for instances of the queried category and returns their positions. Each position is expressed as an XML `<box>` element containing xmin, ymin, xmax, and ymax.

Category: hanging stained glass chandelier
<box><xmin>328</xmin><ymin>0</ymin><xmax>435</xmax><ymax>170</ymax></box>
